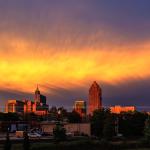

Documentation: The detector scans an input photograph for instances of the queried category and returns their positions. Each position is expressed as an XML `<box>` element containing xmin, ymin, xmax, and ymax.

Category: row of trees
<box><xmin>1</xmin><ymin>107</ymin><xmax>150</xmax><ymax>141</ymax></box>
<box><xmin>91</xmin><ymin>109</ymin><xmax>115</xmax><ymax>140</ymax></box>
<box><xmin>0</xmin><ymin>107</ymin><xmax>82</xmax><ymax>123</ymax></box>
<box><xmin>91</xmin><ymin>108</ymin><xmax>149</xmax><ymax>140</ymax></box>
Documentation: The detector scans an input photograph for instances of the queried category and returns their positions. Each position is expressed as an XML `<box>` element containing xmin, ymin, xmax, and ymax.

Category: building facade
<box><xmin>41</xmin><ymin>122</ymin><xmax>91</xmax><ymax>136</ymax></box>
<box><xmin>74</xmin><ymin>100</ymin><xmax>86</xmax><ymax>117</ymax></box>
<box><xmin>5</xmin><ymin>100</ymin><xmax>24</xmax><ymax>113</ymax></box>
<box><xmin>33</xmin><ymin>86</ymin><xmax>49</xmax><ymax>115</ymax></box>
<box><xmin>34</xmin><ymin>85</ymin><xmax>46</xmax><ymax>104</ymax></box>
<box><xmin>23</xmin><ymin>100</ymin><xmax>34</xmax><ymax>113</ymax></box>
<box><xmin>110</xmin><ymin>105</ymin><xmax>136</xmax><ymax>114</ymax></box>
<box><xmin>5</xmin><ymin>86</ymin><xmax>49</xmax><ymax>116</ymax></box>
<box><xmin>89</xmin><ymin>81</ymin><xmax>102</xmax><ymax>115</ymax></box>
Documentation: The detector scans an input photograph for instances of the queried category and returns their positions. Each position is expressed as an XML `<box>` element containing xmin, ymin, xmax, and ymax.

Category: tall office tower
<box><xmin>34</xmin><ymin>85</ymin><xmax>47</xmax><ymax>104</ymax></box>
<box><xmin>34</xmin><ymin>85</ymin><xmax>49</xmax><ymax>115</ymax></box>
<box><xmin>89</xmin><ymin>81</ymin><xmax>102</xmax><ymax>115</ymax></box>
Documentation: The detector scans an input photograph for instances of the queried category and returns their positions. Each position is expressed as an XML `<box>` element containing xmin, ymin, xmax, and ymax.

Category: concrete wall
<box><xmin>41</xmin><ymin>124</ymin><xmax>55</xmax><ymax>133</ymax></box>
<box><xmin>41</xmin><ymin>123</ymin><xmax>91</xmax><ymax>136</ymax></box>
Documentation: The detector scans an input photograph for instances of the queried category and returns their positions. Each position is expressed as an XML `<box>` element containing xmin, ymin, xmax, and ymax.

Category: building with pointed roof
<box><xmin>89</xmin><ymin>81</ymin><xmax>102</xmax><ymax>114</ymax></box>
<box><xmin>5</xmin><ymin>85</ymin><xmax>49</xmax><ymax>116</ymax></box>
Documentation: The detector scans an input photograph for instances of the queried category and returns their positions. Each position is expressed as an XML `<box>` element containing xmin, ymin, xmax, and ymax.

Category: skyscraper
<box><xmin>34</xmin><ymin>85</ymin><xmax>46</xmax><ymax>105</ymax></box>
<box><xmin>89</xmin><ymin>81</ymin><xmax>102</xmax><ymax>114</ymax></box>
<box><xmin>34</xmin><ymin>85</ymin><xmax>49</xmax><ymax>115</ymax></box>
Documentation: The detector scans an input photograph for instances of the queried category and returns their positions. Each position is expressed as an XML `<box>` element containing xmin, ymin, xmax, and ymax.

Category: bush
<box><xmin>53</xmin><ymin>123</ymin><xmax>66</xmax><ymax>142</ymax></box>
<box><xmin>4</xmin><ymin>132</ymin><xmax>11</xmax><ymax>150</ymax></box>
<box><xmin>23</xmin><ymin>131</ymin><xmax>30</xmax><ymax>150</ymax></box>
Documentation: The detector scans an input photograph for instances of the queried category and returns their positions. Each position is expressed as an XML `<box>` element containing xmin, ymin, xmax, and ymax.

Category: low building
<box><xmin>41</xmin><ymin>122</ymin><xmax>91</xmax><ymax>136</ymax></box>
<box><xmin>73</xmin><ymin>100</ymin><xmax>86</xmax><ymax>117</ymax></box>
<box><xmin>110</xmin><ymin>105</ymin><xmax>136</xmax><ymax>114</ymax></box>
<box><xmin>5</xmin><ymin>100</ymin><xmax>24</xmax><ymax>113</ymax></box>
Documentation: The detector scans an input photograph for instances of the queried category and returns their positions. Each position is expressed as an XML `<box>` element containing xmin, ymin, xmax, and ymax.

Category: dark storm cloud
<box><xmin>103</xmin><ymin>78</ymin><xmax>150</xmax><ymax>111</ymax></box>
<box><xmin>0</xmin><ymin>0</ymin><xmax>150</xmax><ymax>48</ymax></box>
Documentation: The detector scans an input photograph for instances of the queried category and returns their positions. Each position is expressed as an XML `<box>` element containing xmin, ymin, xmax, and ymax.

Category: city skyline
<box><xmin>0</xmin><ymin>82</ymin><xmax>146</xmax><ymax>112</ymax></box>
<box><xmin>0</xmin><ymin>0</ymin><xmax>150</xmax><ymax>110</ymax></box>
<box><xmin>4</xmin><ymin>82</ymin><xmax>136</xmax><ymax>115</ymax></box>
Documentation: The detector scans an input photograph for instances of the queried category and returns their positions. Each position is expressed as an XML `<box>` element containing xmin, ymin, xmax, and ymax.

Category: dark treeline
<box><xmin>0</xmin><ymin>107</ymin><xmax>82</xmax><ymax>133</ymax></box>
<box><xmin>0</xmin><ymin>108</ymin><xmax>149</xmax><ymax>140</ymax></box>
<box><xmin>1</xmin><ymin>108</ymin><xmax>150</xmax><ymax>150</ymax></box>
<box><xmin>91</xmin><ymin>108</ymin><xmax>148</xmax><ymax>140</ymax></box>
<box><xmin>0</xmin><ymin>107</ymin><xmax>81</xmax><ymax>122</ymax></box>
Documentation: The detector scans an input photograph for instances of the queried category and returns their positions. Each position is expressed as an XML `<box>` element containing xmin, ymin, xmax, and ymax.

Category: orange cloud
<box><xmin>0</xmin><ymin>33</ymin><xmax>150</xmax><ymax>94</ymax></box>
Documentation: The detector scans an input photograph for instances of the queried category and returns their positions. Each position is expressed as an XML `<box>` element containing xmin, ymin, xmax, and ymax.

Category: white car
<box><xmin>28</xmin><ymin>133</ymin><xmax>41</xmax><ymax>138</ymax></box>
<box><xmin>66</xmin><ymin>132</ymin><xmax>73</xmax><ymax>137</ymax></box>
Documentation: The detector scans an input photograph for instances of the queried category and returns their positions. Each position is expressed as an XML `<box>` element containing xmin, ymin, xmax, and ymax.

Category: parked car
<box><xmin>28</xmin><ymin>133</ymin><xmax>41</xmax><ymax>138</ymax></box>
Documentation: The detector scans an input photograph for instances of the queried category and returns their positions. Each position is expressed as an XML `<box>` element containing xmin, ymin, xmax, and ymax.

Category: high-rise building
<box><xmin>74</xmin><ymin>100</ymin><xmax>86</xmax><ymax>117</ymax></box>
<box><xmin>35</xmin><ymin>85</ymin><xmax>46</xmax><ymax>105</ymax></box>
<box><xmin>89</xmin><ymin>81</ymin><xmax>102</xmax><ymax>114</ymax></box>
<box><xmin>34</xmin><ymin>85</ymin><xmax>49</xmax><ymax>115</ymax></box>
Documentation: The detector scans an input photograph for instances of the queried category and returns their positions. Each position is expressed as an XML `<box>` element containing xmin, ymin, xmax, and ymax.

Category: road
<box><xmin>0</xmin><ymin>133</ymin><xmax>53</xmax><ymax>143</ymax></box>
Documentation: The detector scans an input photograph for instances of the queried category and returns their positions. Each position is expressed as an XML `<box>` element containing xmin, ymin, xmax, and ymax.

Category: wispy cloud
<box><xmin>0</xmin><ymin>0</ymin><xmax>150</xmax><ymax>108</ymax></box>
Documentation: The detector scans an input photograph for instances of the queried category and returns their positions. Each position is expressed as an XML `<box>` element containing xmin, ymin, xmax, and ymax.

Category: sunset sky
<box><xmin>0</xmin><ymin>0</ymin><xmax>150</xmax><ymax>111</ymax></box>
